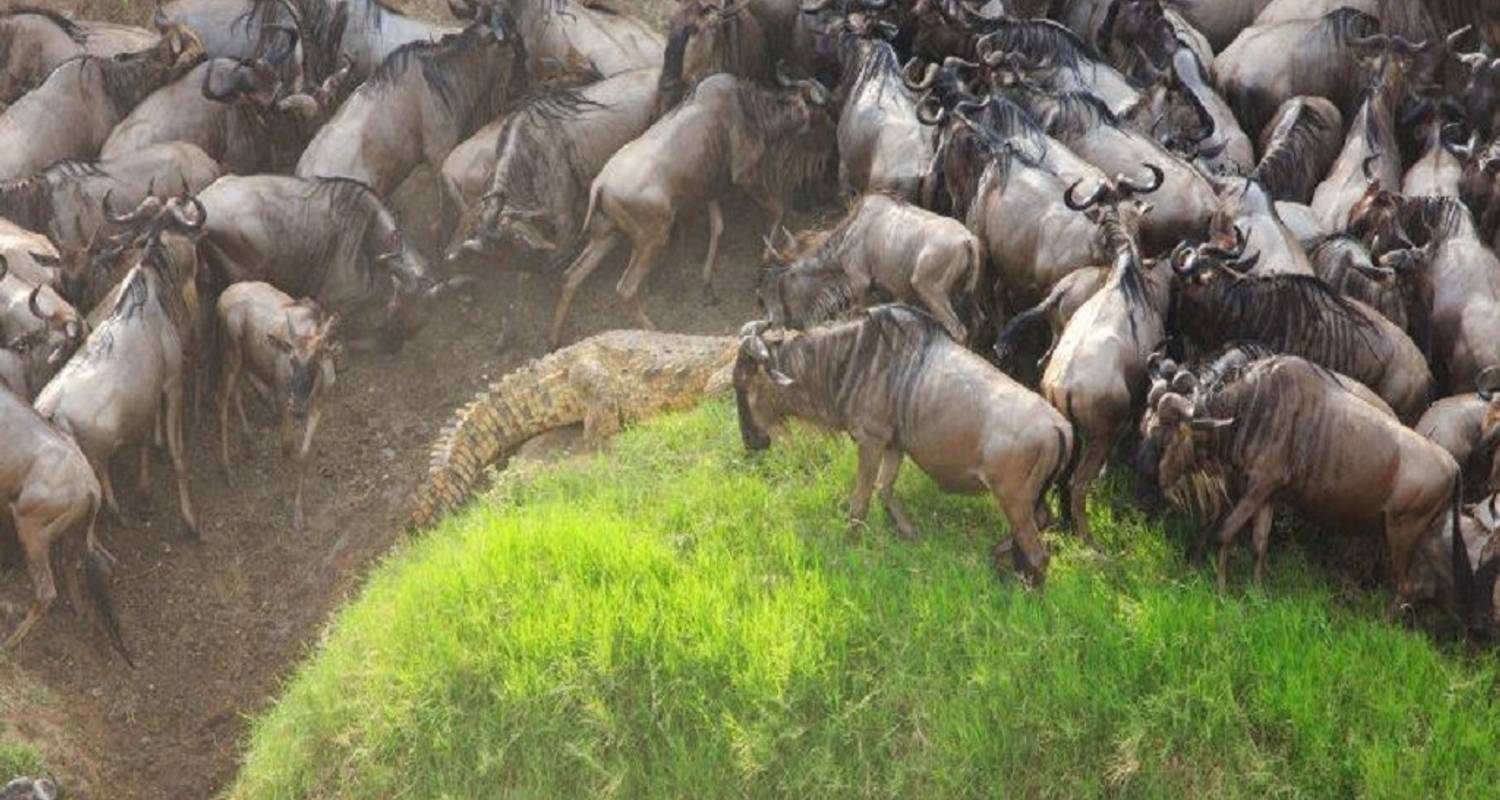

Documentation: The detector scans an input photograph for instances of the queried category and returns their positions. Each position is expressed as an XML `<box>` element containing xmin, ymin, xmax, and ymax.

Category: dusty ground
<box><xmin>0</xmin><ymin>35</ymin><xmax>804</xmax><ymax>789</ymax></box>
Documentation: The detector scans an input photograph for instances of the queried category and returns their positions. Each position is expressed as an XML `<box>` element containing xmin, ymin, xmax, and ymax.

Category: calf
<box><xmin>735</xmin><ymin>307</ymin><xmax>1074</xmax><ymax>587</ymax></box>
<box><xmin>758</xmin><ymin>194</ymin><xmax>981</xmax><ymax>343</ymax></box>
<box><xmin>216</xmin><ymin>282</ymin><xmax>339</xmax><ymax>532</ymax></box>
<box><xmin>0</xmin><ymin>385</ymin><xmax>127</xmax><ymax>661</ymax></box>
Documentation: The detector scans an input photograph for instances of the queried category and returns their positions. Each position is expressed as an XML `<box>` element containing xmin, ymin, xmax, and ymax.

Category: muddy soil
<box><xmin>0</xmin><ymin>165</ymin><xmax>805</xmax><ymax>797</ymax></box>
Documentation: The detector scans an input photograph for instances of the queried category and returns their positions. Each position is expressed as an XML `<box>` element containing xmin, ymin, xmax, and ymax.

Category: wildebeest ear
<box><xmin>768</xmin><ymin>369</ymin><xmax>795</xmax><ymax>387</ymax></box>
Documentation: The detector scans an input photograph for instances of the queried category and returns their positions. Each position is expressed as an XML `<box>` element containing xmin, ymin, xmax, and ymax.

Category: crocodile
<box><xmin>409</xmin><ymin>330</ymin><xmax>737</xmax><ymax>530</ymax></box>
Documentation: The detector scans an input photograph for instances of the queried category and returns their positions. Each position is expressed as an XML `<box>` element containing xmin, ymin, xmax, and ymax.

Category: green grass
<box><xmin>0</xmin><ymin>724</ymin><xmax>43</xmax><ymax>782</ymax></box>
<box><xmin>229</xmin><ymin>400</ymin><xmax>1500</xmax><ymax>799</ymax></box>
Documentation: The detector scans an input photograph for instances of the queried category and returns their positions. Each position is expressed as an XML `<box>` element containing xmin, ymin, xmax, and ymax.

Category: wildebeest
<box><xmin>734</xmin><ymin>308</ymin><xmax>1074</xmax><ymax>587</ymax></box>
<box><xmin>0</xmin><ymin>256</ymin><xmax>86</xmax><ymax>400</ymax></box>
<box><xmin>973</xmin><ymin>17</ymin><xmax>1139</xmax><ymax>116</ymax></box>
<box><xmin>484</xmin><ymin>0</ymin><xmax>662</xmax><ymax>80</ymax></box>
<box><xmin>832</xmin><ymin>31</ymin><xmax>930</xmax><ymax>199</ymax></box>
<box><xmin>1350</xmin><ymin>194</ymin><xmax>1500</xmax><ymax>393</ymax></box>
<box><xmin>0</xmin><ymin>143</ymin><xmax>222</xmax><ymax>251</ymax></box>
<box><xmin>34</xmin><ymin>198</ymin><xmax>206</xmax><ymax>538</ymax></box>
<box><xmin>1417</xmin><ymin>369</ymin><xmax>1500</xmax><ymax>497</ymax></box>
<box><xmin>1309</xmin><ymin>234</ymin><xmax>1427</xmax><ymax>341</ymax></box>
<box><xmin>1039</xmin><ymin>168</ymin><xmax>1168</xmax><ymax>546</ymax></box>
<box><xmin>216</xmin><ymin>281</ymin><xmax>339</xmax><ymax>532</ymax></box>
<box><xmin>0</xmin><ymin>23</ymin><xmax>204</xmax><ymax>181</ymax></box>
<box><xmin>456</xmin><ymin>67</ymin><xmax>660</xmax><ymax>263</ymax></box>
<box><xmin>1171</xmin><ymin>236</ymin><xmax>1433</xmax><ymax>420</ymax></box>
<box><xmin>154</xmin><ymin>0</ymin><xmax>305</xmax><ymax>77</ymax></box>
<box><xmin>295</xmin><ymin>5</ymin><xmax>527</xmax><ymax>203</ymax></box>
<box><xmin>550</xmin><ymin>70</ymin><xmax>834</xmax><ymax>346</ymax></box>
<box><xmin>758</xmin><ymin>193</ymin><xmax>981</xmax><ymax>342</ymax></box>
<box><xmin>195</xmin><ymin>175</ymin><xmax>455</xmax><ymax>350</ymax></box>
<box><xmin>0</xmin><ymin>383</ymin><xmax>127</xmax><ymax>660</ymax></box>
<box><xmin>1403</xmin><ymin>116</ymin><xmax>1466</xmax><ymax>198</ymax></box>
<box><xmin>1309</xmin><ymin>49</ymin><xmax>1412</xmax><ymax>231</ymax></box>
<box><xmin>438</xmin><ymin>114</ymin><xmax>511</xmax><ymax>228</ymax></box>
<box><xmin>1250</xmin><ymin>95</ymin><xmax>1345</xmax><ymax>204</ymax></box>
<box><xmin>657</xmin><ymin>0</ymin><xmax>770</xmax><ymax>113</ymax></box>
<box><xmin>1138</xmin><ymin>354</ymin><xmax>1473</xmax><ymax>623</ymax></box>
<box><xmin>0</xmin><ymin>6</ymin><xmax>158</xmax><ymax>104</ymax></box>
<box><xmin>102</xmin><ymin>55</ymin><xmax>355</xmax><ymax>174</ymax></box>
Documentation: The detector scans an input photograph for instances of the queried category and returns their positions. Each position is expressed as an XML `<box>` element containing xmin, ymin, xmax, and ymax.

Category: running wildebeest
<box><xmin>735</xmin><ymin>307</ymin><xmax>1074</xmax><ymax>587</ymax></box>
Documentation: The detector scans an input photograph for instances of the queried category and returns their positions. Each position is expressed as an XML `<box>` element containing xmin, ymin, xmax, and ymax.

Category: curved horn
<box><xmin>1348</xmin><ymin>31</ymin><xmax>1390</xmax><ymax>49</ymax></box>
<box><xmin>774</xmin><ymin>60</ymin><xmax>794</xmax><ymax>88</ymax></box>
<box><xmin>1476</xmin><ymin>366</ymin><xmax>1500</xmax><ymax>402</ymax></box>
<box><xmin>1389</xmin><ymin>34</ymin><xmax>1429</xmax><ymax>55</ymax></box>
<box><xmin>1118</xmin><ymin>163</ymin><xmax>1164</xmax><ymax>196</ymax></box>
<box><xmin>1226</xmin><ymin>249</ymin><xmax>1261</xmax><ymax>274</ymax></box>
<box><xmin>903</xmin><ymin>58</ymin><xmax>938</xmax><ymax>91</ymax></box>
<box><xmin>27</xmin><ymin>284</ymin><xmax>45</xmax><ymax>320</ymax></box>
<box><xmin>1446</xmin><ymin>25</ymin><xmax>1474</xmax><ymax>53</ymax></box>
<box><xmin>1200</xmin><ymin>225</ymin><xmax>1248</xmax><ymax>260</ymax></box>
<box><xmin>104</xmin><ymin>191</ymin><xmax>162</xmax><ymax>226</ymax></box>
<box><xmin>1063</xmin><ymin>178</ymin><xmax>1108</xmax><ymax>211</ymax></box>
<box><xmin>916</xmin><ymin>92</ymin><xmax>948</xmax><ymax>126</ymax></box>
<box><xmin>1361</xmin><ymin>153</ymin><xmax>1380</xmax><ymax>184</ymax></box>
<box><xmin>0</xmin><ymin>253</ymin><xmax>7</xmax><ymax>284</ymax></box>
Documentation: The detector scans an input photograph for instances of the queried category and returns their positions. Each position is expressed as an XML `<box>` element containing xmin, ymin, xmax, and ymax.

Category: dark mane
<box><xmin>366</xmin><ymin>26</ymin><xmax>524</xmax><ymax>130</ymax></box>
<box><xmin>231</xmin><ymin>0</ymin><xmax>295</xmax><ymax>36</ymax></box>
<box><xmin>1250</xmin><ymin>103</ymin><xmax>1340</xmax><ymax>199</ymax></box>
<box><xmin>1398</xmin><ymin>195</ymin><xmax>1473</xmax><ymax>241</ymax></box>
<box><xmin>733</xmin><ymin>81</ymin><xmax>832</xmax><ymax>197</ymax></box>
<box><xmin>3</xmin><ymin>5</ymin><xmax>85</xmax><ymax>42</ymax></box>
<box><xmin>43</xmin><ymin>158</ymin><xmax>107</xmax><ymax>181</ymax></box>
<box><xmin>841</xmin><ymin>37</ymin><xmax>902</xmax><ymax>104</ymax></box>
<box><xmin>1178</xmin><ymin>273</ymin><xmax>1382</xmax><ymax>369</ymax></box>
<box><xmin>984</xmin><ymin>17</ymin><xmax>1101</xmax><ymax>75</ymax></box>
<box><xmin>515</xmin><ymin>85</ymin><xmax>607</xmax><ymax>127</ymax></box>
<box><xmin>1039</xmin><ymin>91</ymin><xmax>1121</xmax><ymax>140</ymax></box>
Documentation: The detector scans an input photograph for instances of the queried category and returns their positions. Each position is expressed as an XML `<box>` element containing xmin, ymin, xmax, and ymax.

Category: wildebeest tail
<box><xmin>1057</xmin><ymin>396</ymin><xmax>1083</xmax><ymax>533</ymax></box>
<box><xmin>992</xmin><ymin>282</ymin><xmax>1064</xmax><ymax>366</ymax></box>
<box><xmin>82</xmin><ymin>502</ymin><xmax>132</xmax><ymax>667</ymax></box>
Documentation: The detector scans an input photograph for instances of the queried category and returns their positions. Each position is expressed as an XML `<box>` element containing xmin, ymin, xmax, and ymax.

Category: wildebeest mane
<box><xmin>232</xmin><ymin>0</ymin><xmax>295</xmax><ymax>36</ymax></box>
<box><xmin>1178</xmin><ymin>273</ymin><xmax>1381</xmax><ymax>368</ymax></box>
<box><xmin>840</xmin><ymin>36</ymin><xmax>902</xmax><ymax>105</ymax></box>
<box><xmin>1305</xmin><ymin>7</ymin><xmax>1382</xmax><ymax>48</ymax></box>
<box><xmin>733</xmin><ymin>82</ymin><xmax>831</xmax><ymax>197</ymax></box>
<box><xmin>367</xmin><ymin>25</ymin><xmax>526</xmax><ymax>132</ymax></box>
<box><xmin>0</xmin><ymin>175</ymin><xmax>52</xmax><ymax>231</ymax></box>
<box><xmin>1398</xmin><ymin>195</ymin><xmax>1473</xmax><ymax>241</ymax></box>
<box><xmin>4</xmin><ymin>5</ymin><xmax>85</xmax><ymax>42</ymax></box>
<box><xmin>1038</xmin><ymin>91</ymin><xmax>1121</xmax><ymax>140</ymax></box>
<box><xmin>300</xmin><ymin>177</ymin><xmax>388</xmax><ymax>291</ymax></box>
<box><xmin>515</xmin><ymin>85</ymin><xmax>607</xmax><ymax>126</ymax></box>
<box><xmin>984</xmin><ymin>17</ymin><xmax>1101</xmax><ymax>76</ymax></box>
<box><xmin>1251</xmin><ymin>107</ymin><xmax>1340</xmax><ymax>199</ymax></box>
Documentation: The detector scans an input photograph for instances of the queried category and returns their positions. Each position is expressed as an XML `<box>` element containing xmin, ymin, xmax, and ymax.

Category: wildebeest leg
<box><xmin>95</xmin><ymin>461</ymin><xmax>130</xmax><ymax>528</ymax></box>
<box><xmin>615</xmin><ymin>233</ymin><xmax>667</xmax><ymax>332</ymax></box>
<box><xmin>740</xmin><ymin>183</ymin><xmax>785</xmax><ymax>238</ymax></box>
<box><xmin>1250</xmin><ymin>505</ymin><xmax>1274</xmax><ymax>586</ymax></box>
<box><xmin>137</xmin><ymin>442</ymin><xmax>152</xmax><ymax>494</ymax></box>
<box><xmin>217</xmin><ymin>346</ymin><xmax>243</xmax><ymax>485</ymax></box>
<box><xmin>1385</xmin><ymin>511</ymin><xmax>1434</xmax><ymax>611</ymax></box>
<box><xmin>291</xmin><ymin>410</ymin><xmax>320</xmax><ymax>534</ymax></box>
<box><xmin>164</xmin><ymin>382</ymin><xmax>199</xmax><ymax>540</ymax></box>
<box><xmin>1065</xmin><ymin>433</ymin><xmax>1107</xmax><ymax>549</ymax></box>
<box><xmin>989</xmin><ymin>478</ymin><xmax>1050</xmax><ymax>588</ymax></box>
<box><xmin>700</xmin><ymin>200</ymin><xmax>724</xmax><ymax>305</ymax></box>
<box><xmin>1212</xmin><ymin>484</ymin><xmax>1272</xmax><ymax>592</ymax></box>
<box><xmin>3</xmin><ymin>503</ymin><xmax>66</xmax><ymax>651</ymax></box>
<box><xmin>911</xmin><ymin>251</ymin><xmax>967</xmax><ymax>343</ymax></box>
<box><xmin>551</xmin><ymin>231</ymin><xmax>619</xmax><ymax>349</ymax></box>
<box><xmin>846</xmin><ymin>439</ymin><xmax>884</xmax><ymax>539</ymax></box>
<box><xmin>876</xmin><ymin>447</ymin><xmax>917</xmax><ymax>539</ymax></box>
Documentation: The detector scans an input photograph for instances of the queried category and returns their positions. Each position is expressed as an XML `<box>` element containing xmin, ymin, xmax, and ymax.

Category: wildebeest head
<box><xmin>733</xmin><ymin>320</ymin><xmax>795</xmax><ymax>451</ymax></box>
<box><xmin>756</xmin><ymin>226</ymin><xmax>849</xmax><ymax>329</ymax></box>
<box><xmin>202</xmin><ymin>57</ymin><xmax>283</xmax><ymax>108</ymax></box>
<box><xmin>0</xmin><ymin>255</ymin><xmax>84</xmax><ymax>374</ymax></box>
<box><xmin>1137</xmin><ymin>359</ymin><xmax>1233</xmax><ymax>511</ymax></box>
<box><xmin>268</xmin><ymin>305</ymin><xmax>339</xmax><ymax>420</ymax></box>
<box><xmin>1346</xmin><ymin>184</ymin><xmax>1415</xmax><ymax>255</ymax></box>
<box><xmin>1448</xmin><ymin>27</ymin><xmax>1500</xmax><ymax>136</ymax></box>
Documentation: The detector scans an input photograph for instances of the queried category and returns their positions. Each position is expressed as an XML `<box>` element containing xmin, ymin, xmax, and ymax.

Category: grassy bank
<box><xmin>229</xmin><ymin>400</ymin><xmax>1500</xmax><ymax>799</ymax></box>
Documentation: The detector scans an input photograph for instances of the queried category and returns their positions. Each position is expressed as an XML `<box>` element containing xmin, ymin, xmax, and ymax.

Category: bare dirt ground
<box><xmin>0</xmin><ymin>112</ymin><xmax>800</xmax><ymax>798</ymax></box>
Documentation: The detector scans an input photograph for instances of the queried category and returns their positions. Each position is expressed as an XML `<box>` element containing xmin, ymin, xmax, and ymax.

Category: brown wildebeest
<box><xmin>1138</xmin><ymin>354</ymin><xmax>1478</xmax><ymax>627</ymax></box>
<box><xmin>216</xmin><ymin>282</ymin><xmax>340</xmax><ymax>532</ymax></box>
<box><xmin>758</xmin><ymin>193</ymin><xmax>981</xmax><ymax>342</ymax></box>
<box><xmin>658</xmin><ymin>0</ymin><xmax>770</xmax><ymax>114</ymax></box>
<box><xmin>734</xmin><ymin>307</ymin><xmax>1074</xmax><ymax>587</ymax></box>
<box><xmin>0</xmin><ymin>23</ymin><xmax>203</xmax><ymax>181</ymax></box>
<box><xmin>550</xmin><ymin>69</ymin><xmax>834</xmax><ymax>346</ymax></box>
<box><xmin>0</xmin><ymin>384</ymin><xmax>128</xmax><ymax>661</ymax></box>
<box><xmin>1037</xmin><ymin>167</ymin><xmax>1166</xmax><ymax>546</ymax></box>
<box><xmin>33</xmin><ymin>198</ymin><xmax>207</xmax><ymax>537</ymax></box>
<box><xmin>0</xmin><ymin>6</ymin><xmax>158</xmax><ymax>104</ymax></box>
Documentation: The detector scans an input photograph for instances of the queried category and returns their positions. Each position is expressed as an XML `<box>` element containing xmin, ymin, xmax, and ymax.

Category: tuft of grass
<box><xmin>229</xmin><ymin>400</ymin><xmax>1500</xmax><ymax>799</ymax></box>
<box><xmin>0</xmin><ymin>726</ymin><xmax>44</xmax><ymax>782</ymax></box>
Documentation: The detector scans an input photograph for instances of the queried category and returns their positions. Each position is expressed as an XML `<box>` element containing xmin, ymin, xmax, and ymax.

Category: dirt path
<box><xmin>0</xmin><ymin>173</ymin><xmax>784</xmax><ymax>797</ymax></box>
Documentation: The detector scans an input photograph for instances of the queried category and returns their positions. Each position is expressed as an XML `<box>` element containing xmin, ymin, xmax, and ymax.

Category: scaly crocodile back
<box><xmin>408</xmin><ymin>331</ymin><xmax>736</xmax><ymax>531</ymax></box>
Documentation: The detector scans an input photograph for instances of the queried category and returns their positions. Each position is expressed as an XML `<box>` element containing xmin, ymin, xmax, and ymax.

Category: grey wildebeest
<box><xmin>657</xmin><ymin>0</ymin><xmax>770</xmax><ymax>114</ymax></box>
<box><xmin>480</xmin><ymin>0</ymin><xmax>661</xmax><ymax>81</ymax></box>
<box><xmin>154</xmin><ymin>0</ymin><xmax>305</xmax><ymax>77</ymax></box>
<box><xmin>1038</xmin><ymin>167</ymin><xmax>1168</xmax><ymax>546</ymax></box>
<box><xmin>1137</xmin><ymin>355</ymin><xmax>1474</xmax><ymax>624</ymax></box>
<box><xmin>0</xmin><ymin>143</ymin><xmax>222</xmax><ymax>252</ymax></box>
<box><xmin>0</xmin><ymin>257</ymin><xmax>86</xmax><ymax>400</ymax></box>
<box><xmin>921</xmin><ymin>97</ymin><xmax>1110</xmax><ymax>308</ymax></box>
<box><xmin>195</xmin><ymin>175</ymin><xmax>453</xmax><ymax>350</ymax></box>
<box><xmin>456</xmin><ymin>67</ymin><xmax>660</xmax><ymax>263</ymax></box>
<box><xmin>0</xmin><ymin>23</ymin><xmax>203</xmax><ymax>181</ymax></box>
<box><xmin>1250</xmin><ymin>96</ymin><xmax>1345</xmax><ymax>204</ymax></box>
<box><xmin>1308</xmin><ymin>234</ymin><xmax>1428</xmax><ymax>343</ymax></box>
<box><xmin>295</xmin><ymin>4</ymin><xmax>526</xmax><ymax>230</ymax></box>
<box><xmin>757</xmin><ymin>193</ymin><xmax>981</xmax><ymax>342</ymax></box>
<box><xmin>102</xmin><ymin>55</ymin><xmax>355</xmax><ymax>174</ymax></box>
<box><xmin>830</xmin><ymin>31</ymin><xmax>931</xmax><ymax>199</ymax></box>
<box><xmin>0</xmin><ymin>384</ymin><xmax>127</xmax><ymax>660</ymax></box>
<box><xmin>1171</xmin><ymin>236</ymin><xmax>1433</xmax><ymax>420</ymax></box>
<box><xmin>34</xmin><ymin>198</ymin><xmax>206</xmax><ymax>538</ymax></box>
<box><xmin>734</xmin><ymin>308</ymin><xmax>1074</xmax><ymax>587</ymax></box>
<box><xmin>972</xmin><ymin>18</ymin><xmax>1139</xmax><ymax>117</ymax></box>
<box><xmin>216</xmin><ymin>282</ymin><xmax>339</xmax><ymax>532</ymax></box>
<box><xmin>438</xmin><ymin>114</ymin><xmax>511</xmax><ymax>228</ymax></box>
<box><xmin>549</xmin><ymin>70</ymin><xmax>834</xmax><ymax>346</ymax></box>
<box><xmin>1309</xmin><ymin>49</ymin><xmax>1415</xmax><ymax>232</ymax></box>
<box><xmin>0</xmin><ymin>6</ymin><xmax>158</xmax><ymax>103</ymax></box>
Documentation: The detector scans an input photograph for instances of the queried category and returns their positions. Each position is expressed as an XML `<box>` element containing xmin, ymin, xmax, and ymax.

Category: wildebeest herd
<box><xmin>1</xmin><ymin>0</ymin><xmax>1499</xmax><ymax>665</ymax></box>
